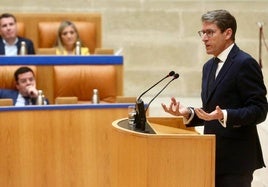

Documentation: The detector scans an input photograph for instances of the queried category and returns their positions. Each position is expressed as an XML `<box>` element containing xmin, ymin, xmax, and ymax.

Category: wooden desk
<box><xmin>0</xmin><ymin>104</ymin><xmax>130</xmax><ymax>187</ymax></box>
<box><xmin>111</xmin><ymin>118</ymin><xmax>215</xmax><ymax>187</ymax></box>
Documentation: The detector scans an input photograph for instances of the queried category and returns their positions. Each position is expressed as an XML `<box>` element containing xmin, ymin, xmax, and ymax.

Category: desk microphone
<box><xmin>145</xmin><ymin>73</ymin><xmax>179</xmax><ymax>113</ymax></box>
<box><xmin>137</xmin><ymin>71</ymin><xmax>175</xmax><ymax>101</ymax></box>
<box><xmin>135</xmin><ymin>71</ymin><xmax>177</xmax><ymax>132</ymax></box>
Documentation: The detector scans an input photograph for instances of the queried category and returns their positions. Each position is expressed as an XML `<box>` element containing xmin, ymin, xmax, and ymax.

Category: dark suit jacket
<box><xmin>0</xmin><ymin>89</ymin><xmax>49</xmax><ymax>105</ymax></box>
<box><xmin>0</xmin><ymin>36</ymin><xmax>35</xmax><ymax>55</ymax></box>
<box><xmin>188</xmin><ymin>44</ymin><xmax>268</xmax><ymax>175</ymax></box>
<box><xmin>0</xmin><ymin>89</ymin><xmax>19</xmax><ymax>104</ymax></box>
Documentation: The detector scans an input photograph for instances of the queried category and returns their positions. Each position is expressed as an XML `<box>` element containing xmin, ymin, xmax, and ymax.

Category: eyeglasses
<box><xmin>198</xmin><ymin>29</ymin><xmax>216</xmax><ymax>38</ymax></box>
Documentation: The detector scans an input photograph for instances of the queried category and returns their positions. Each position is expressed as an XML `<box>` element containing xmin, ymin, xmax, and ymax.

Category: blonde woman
<box><xmin>55</xmin><ymin>21</ymin><xmax>89</xmax><ymax>55</ymax></box>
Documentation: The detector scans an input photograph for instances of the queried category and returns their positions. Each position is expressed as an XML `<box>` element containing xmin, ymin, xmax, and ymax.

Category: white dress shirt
<box><xmin>15</xmin><ymin>93</ymin><xmax>26</xmax><ymax>106</ymax></box>
<box><xmin>3</xmin><ymin>38</ymin><xmax>18</xmax><ymax>56</ymax></box>
<box><xmin>184</xmin><ymin>43</ymin><xmax>235</xmax><ymax>127</ymax></box>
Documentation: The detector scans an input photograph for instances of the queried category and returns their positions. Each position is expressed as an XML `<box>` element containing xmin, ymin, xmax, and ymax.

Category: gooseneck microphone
<box><xmin>145</xmin><ymin>73</ymin><xmax>179</xmax><ymax>113</ymax></box>
<box><xmin>135</xmin><ymin>71</ymin><xmax>178</xmax><ymax>132</ymax></box>
<box><xmin>137</xmin><ymin>71</ymin><xmax>175</xmax><ymax>101</ymax></box>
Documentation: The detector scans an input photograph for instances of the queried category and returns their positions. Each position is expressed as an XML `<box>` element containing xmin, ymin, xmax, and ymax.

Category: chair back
<box><xmin>53</xmin><ymin>65</ymin><xmax>117</xmax><ymax>103</ymax></box>
<box><xmin>17</xmin><ymin>22</ymin><xmax>25</xmax><ymax>37</ymax></box>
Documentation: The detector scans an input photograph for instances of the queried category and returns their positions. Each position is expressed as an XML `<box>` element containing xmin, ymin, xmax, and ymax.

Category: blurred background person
<box><xmin>55</xmin><ymin>20</ymin><xmax>89</xmax><ymax>55</ymax></box>
<box><xmin>0</xmin><ymin>66</ymin><xmax>49</xmax><ymax>106</ymax></box>
<box><xmin>0</xmin><ymin>13</ymin><xmax>35</xmax><ymax>55</ymax></box>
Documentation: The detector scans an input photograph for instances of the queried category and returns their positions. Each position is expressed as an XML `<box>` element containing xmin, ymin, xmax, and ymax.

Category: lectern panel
<box><xmin>111</xmin><ymin>118</ymin><xmax>215</xmax><ymax>187</ymax></box>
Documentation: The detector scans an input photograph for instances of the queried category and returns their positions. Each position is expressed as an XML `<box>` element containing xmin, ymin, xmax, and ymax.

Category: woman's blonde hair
<box><xmin>55</xmin><ymin>21</ymin><xmax>82</xmax><ymax>54</ymax></box>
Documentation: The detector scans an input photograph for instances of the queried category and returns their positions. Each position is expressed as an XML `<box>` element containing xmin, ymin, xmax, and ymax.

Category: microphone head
<box><xmin>168</xmin><ymin>71</ymin><xmax>175</xmax><ymax>77</ymax></box>
<box><xmin>173</xmin><ymin>73</ymin><xmax>180</xmax><ymax>79</ymax></box>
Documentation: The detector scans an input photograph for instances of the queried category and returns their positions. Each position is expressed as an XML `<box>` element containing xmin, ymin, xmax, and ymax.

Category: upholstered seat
<box><xmin>17</xmin><ymin>22</ymin><xmax>25</xmax><ymax>37</ymax></box>
<box><xmin>53</xmin><ymin>65</ymin><xmax>117</xmax><ymax>103</ymax></box>
<box><xmin>38</xmin><ymin>21</ymin><xmax>97</xmax><ymax>54</ymax></box>
<box><xmin>0</xmin><ymin>99</ymin><xmax>13</xmax><ymax>106</ymax></box>
<box><xmin>55</xmin><ymin>96</ymin><xmax>78</xmax><ymax>104</ymax></box>
<box><xmin>94</xmin><ymin>48</ymin><xmax>114</xmax><ymax>55</ymax></box>
<box><xmin>116</xmin><ymin>96</ymin><xmax>136</xmax><ymax>103</ymax></box>
<box><xmin>36</xmin><ymin>48</ymin><xmax>57</xmax><ymax>55</ymax></box>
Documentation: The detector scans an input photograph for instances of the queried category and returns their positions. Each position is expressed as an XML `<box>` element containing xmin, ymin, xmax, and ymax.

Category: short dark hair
<box><xmin>14</xmin><ymin>66</ymin><xmax>35</xmax><ymax>82</ymax></box>
<box><xmin>201</xmin><ymin>10</ymin><xmax>237</xmax><ymax>41</ymax></box>
<box><xmin>0</xmin><ymin>13</ymin><xmax>17</xmax><ymax>22</ymax></box>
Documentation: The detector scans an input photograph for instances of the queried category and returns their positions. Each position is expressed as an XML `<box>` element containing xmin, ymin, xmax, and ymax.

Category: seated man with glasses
<box><xmin>0</xmin><ymin>66</ymin><xmax>49</xmax><ymax>106</ymax></box>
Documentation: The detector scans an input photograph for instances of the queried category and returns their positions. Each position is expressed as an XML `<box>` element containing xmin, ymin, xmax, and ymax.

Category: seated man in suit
<box><xmin>0</xmin><ymin>13</ymin><xmax>35</xmax><ymax>55</ymax></box>
<box><xmin>0</xmin><ymin>66</ymin><xmax>49</xmax><ymax>106</ymax></box>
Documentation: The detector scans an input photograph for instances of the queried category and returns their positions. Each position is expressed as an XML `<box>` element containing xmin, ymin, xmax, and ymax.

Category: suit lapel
<box><xmin>0</xmin><ymin>38</ymin><xmax>5</xmax><ymax>55</ymax></box>
<box><xmin>0</xmin><ymin>36</ymin><xmax>21</xmax><ymax>55</ymax></box>
<box><xmin>16</xmin><ymin>37</ymin><xmax>21</xmax><ymax>55</ymax></box>
<box><xmin>202</xmin><ymin>59</ymin><xmax>214</xmax><ymax>103</ymax></box>
<box><xmin>205</xmin><ymin>45</ymin><xmax>239</xmax><ymax>102</ymax></box>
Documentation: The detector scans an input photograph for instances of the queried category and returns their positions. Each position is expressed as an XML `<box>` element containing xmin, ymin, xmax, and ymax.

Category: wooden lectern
<box><xmin>111</xmin><ymin>117</ymin><xmax>215</xmax><ymax>187</ymax></box>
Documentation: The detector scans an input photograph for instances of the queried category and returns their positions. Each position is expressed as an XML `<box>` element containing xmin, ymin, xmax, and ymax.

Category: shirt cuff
<box><xmin>219</xmin><ymin>109</ymin><xmax>227</xmax><ymax>127</ymax></box>
<box><xmin>183</xmin><ymin>107</ymin><xmax>194</xmax><ymax>124</ymax></box>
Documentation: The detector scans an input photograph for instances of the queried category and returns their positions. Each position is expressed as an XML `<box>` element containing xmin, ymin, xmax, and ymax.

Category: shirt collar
<box><xmin>216</xmin><ymin>43</ymin><xmax>235</xmax><ymax>63</ymax></box>
<box><xmin>2</xmin><ymin>37</ymin><xmax>19</xmax><ymax>46</ymax></box>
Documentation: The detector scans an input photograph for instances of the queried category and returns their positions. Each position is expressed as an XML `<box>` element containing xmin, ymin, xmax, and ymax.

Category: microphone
<box><xmin>134</xmin><ymin>72</ymin><xmax>179</xmax><ymax>132</ymax></box>
<box><xmin>137</xmin><ymin>71</ymin><xmax>175</xmax><ymax>101</ymax></box>
<box><xmin>145</xmin><ymin>73</ymin><xmax>179</xmax><ymax>113</ymax></box>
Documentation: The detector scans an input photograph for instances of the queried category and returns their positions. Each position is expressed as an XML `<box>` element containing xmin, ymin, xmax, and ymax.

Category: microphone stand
<box><xmin>258</xmin><ymin>22</ymin><xmax>263</xmax><ymax>68</ymax></box>
<box><xmin>134</xmin><ymin>71</ymin><xmax>175</xmax><ymax>132</ymax></box>
<box><xmin>145</xmin><ymin>73</ymin><xmax>179</xmax><ymax>114</ymax></box>
<box><xmin>135</xmin><ymin>99</ymin><xmax>147</xmax><ymax>132</ymax></box>
<box><xmin>135</xmin><ymin>73</ymin><xmax>179</xmax><ymax>133</ymax></box>
<box><xmin>137</xmin><ymin>71</ymin><xmax>175</xmax><ymax>101</ymax></box>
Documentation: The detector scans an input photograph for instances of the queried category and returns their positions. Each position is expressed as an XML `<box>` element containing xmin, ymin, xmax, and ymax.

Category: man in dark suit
<box><xmin>0</xmin><ymin>66</ymin><xmax>48</xmax><ymax>105</ymax></box>
<box><xmin>162</xmin><ymin>10</ymin><xmax>268</xmax><ymax>187</ymax></box>
<box><xmin>0</xmin><ymin>13</ymin><xmax>35</xmax><ymax>55</ymax></box>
